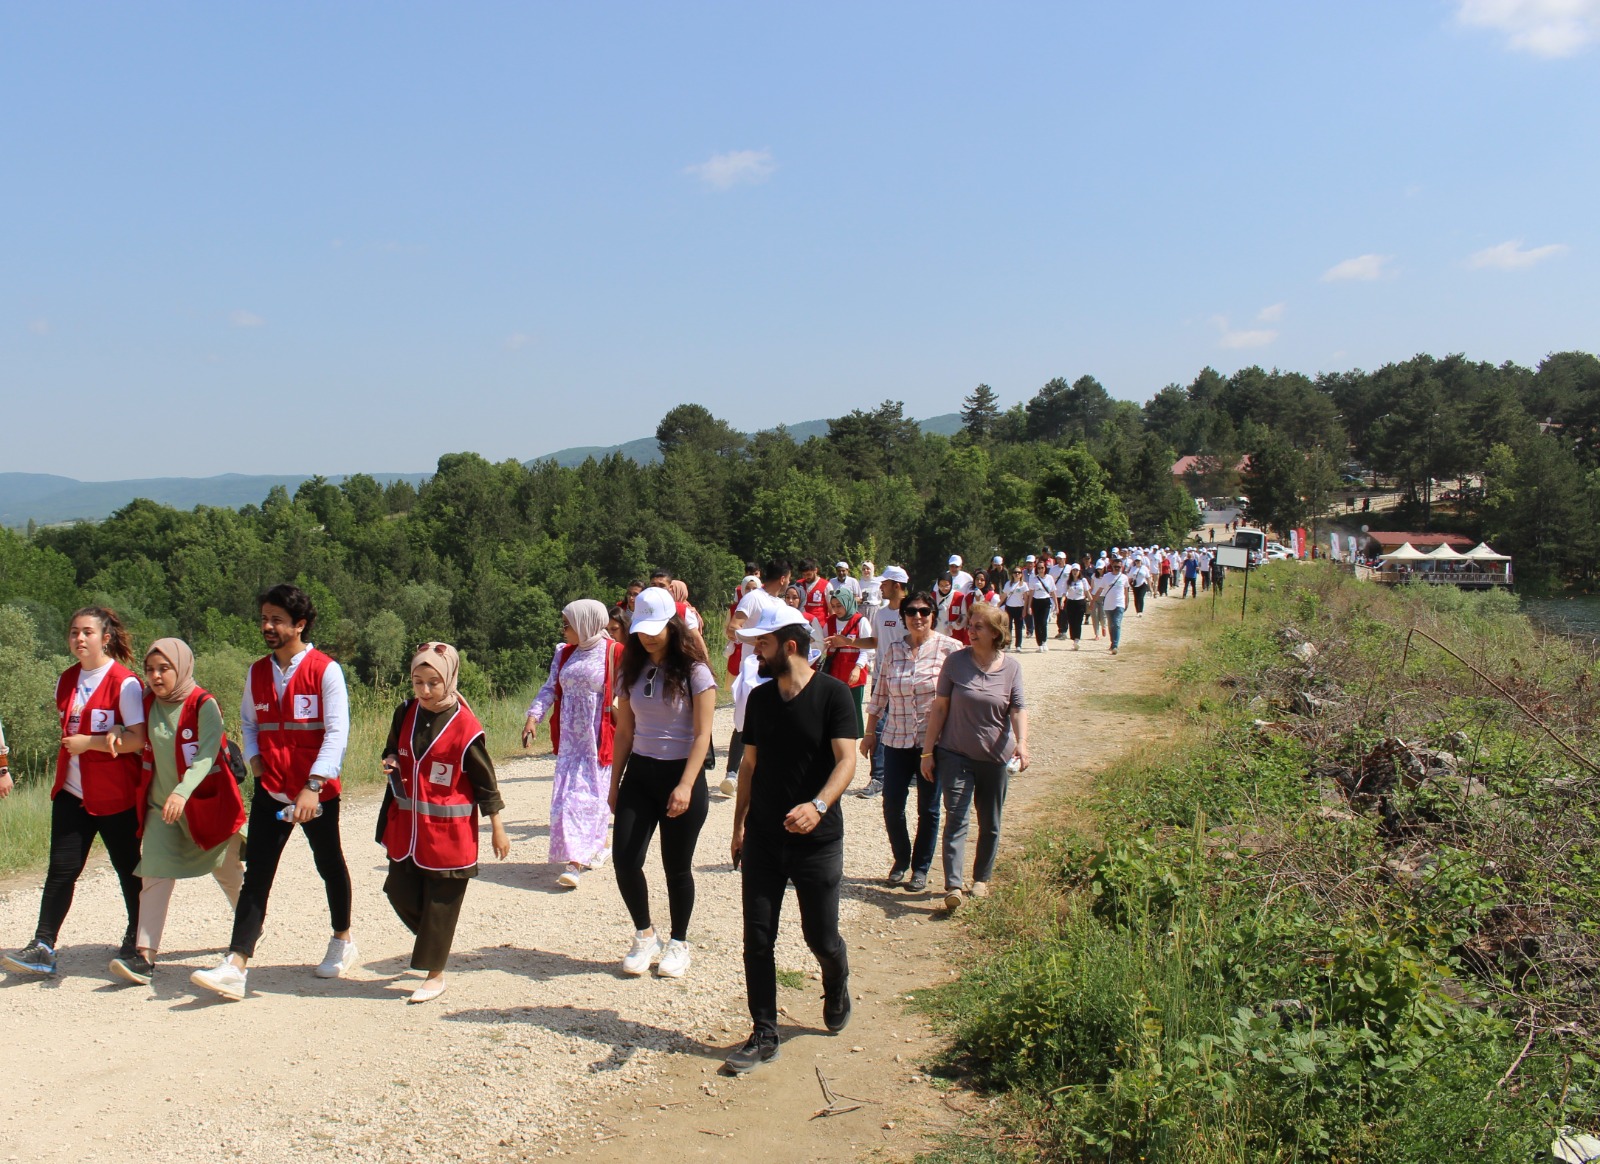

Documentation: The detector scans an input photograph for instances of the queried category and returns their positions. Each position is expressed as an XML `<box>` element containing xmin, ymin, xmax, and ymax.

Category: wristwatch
<box><xmin>305</xmin><ymin>777</ymin><xmax>325</xmax><ymax>794</ymax></box>
<box><xmin>811</xmin><ymin>797</ymin><xmax>829</xmax><ymax>815</ymax></box>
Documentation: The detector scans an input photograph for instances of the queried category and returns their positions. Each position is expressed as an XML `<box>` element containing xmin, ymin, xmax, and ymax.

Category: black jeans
<box><xmin>1064</xmin><ymin>597</ymin><xmax>1087</xmax><ymax>642</ymax></box>
<box><xmin>881</xmin><ymin>745</ymin><xmax>938</xmax><ymax>875</ymax></box>
<box><xmin>229</xmin><ymin>789</ymin><xmax>353</xmax><ymax>959</ymax></box>
<box><xmin>742</xmin><ymin>835</ymin><xmax>848</xmax><ymax>1040</ymax></box>
<box><xmin>724</xmin><ymin>729</ymin><xmax>744</xmax><ymax>777</ymax></box>
<box><xmin>613</xmin><ymin>754</ymin><xmax>709</xmax><ymax>941</ymax></box>
<box><xmin>1006</xmin><ymin>605</ymin><xmax>1026</xmax><ymax>648</ymax></box>
<box><xmin>1031</xmin><ymin>598</ymin><xmax>1053</xmax><ymax>646</ymax></box>
<box><xmin>35</xmin><ymin>793</ymin><xmax>141</xmax><ymax>950</ymax></box>
<box><xmin>1132</xmin><ymin>584</ymin><xmax>1148</xmax><ymax>614</ymax></box>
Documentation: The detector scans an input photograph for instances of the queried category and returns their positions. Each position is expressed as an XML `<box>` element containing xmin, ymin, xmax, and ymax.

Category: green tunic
<box><xmin>135</xmin><ymin>697</ymin><xmax>233</xmax><ymax>879</ymax></box>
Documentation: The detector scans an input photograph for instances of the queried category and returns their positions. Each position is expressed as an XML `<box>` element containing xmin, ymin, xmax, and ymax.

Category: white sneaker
<box><xmin>1036</xmin><ymin>644</ymin><xmax>1046</xmax><ymax>653</ymax></box>
<box><xmin>557</xmin><ymin>865</ymin><xmax>584</xmax><ymax>889</ymax></box>
<box><xmin>718</xmin><ymin>775</ymin><xmax>738</xmax><ymax>798</ymax></box>
<box><xmin>657</xmin><ymin>939</ymin><xmax>692</xmax><ymax>978</ymax></box>
<box><xmin>314</xmin><ymin>937</ymin><xmax>359</xmax><ymax>979</ymax></box>
<box><xmin>191</xmin><ymin>958</ymin><xmax>248</xmax><ymax>1001</ymax></box>
<box><xmin>621</xmin><ymin>930</ymin><xmax>661</xmax><ymax>976</ymax></box>
<box><xmin>589</xmin><ymin>847</ymin><xmax>611</xmax><ymax>869</ymax></box>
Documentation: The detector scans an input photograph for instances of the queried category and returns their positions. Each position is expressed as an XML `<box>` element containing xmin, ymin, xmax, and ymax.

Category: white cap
<box><xmin>1024</xmin><ymin>554</ymin><xmax>1036</xmax><ymax>563</ymax></box>
<box><xmin>991</xmin><ymin>555</ymin><xmax>1003</xmax><ymax>564</ymax></box>
<box><xmin>735</xmin><ymin>603</ymin><xmax>810</xmax><ymax>639</ymax></box>
<box><xmin>835</xmin><ymin>561</ymin><xmax>850</xmax><ymax>570</ymax></box>
<box><xmin>1055</xmin><ymin>551</ymin><xmax>1066</xmax><ymax>559</ymax></box>
<box><xmin>880</xmin><ymin>565</ymin><xmax>910</xmax><ymax>584</ymax></box>
<box><xmin>948</xmin><ymin>554</ymin><xmax>962</xmax><ymax>566</ymax></box>
<box><xmin>630</xmin><ymin>587</ymin><xmax>677</xmax><ymax>635</ymax></box>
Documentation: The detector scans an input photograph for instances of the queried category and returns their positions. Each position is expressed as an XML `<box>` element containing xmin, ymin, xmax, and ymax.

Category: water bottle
<box><xmin>276</xmin><ymin>804</ymin><xmax>324</xmax><ymax>822</ymax></box>
<box><xmin>1006</xmin><ymin>756</ymin><xmax>1022</xmax><ymax>774</ymax></box>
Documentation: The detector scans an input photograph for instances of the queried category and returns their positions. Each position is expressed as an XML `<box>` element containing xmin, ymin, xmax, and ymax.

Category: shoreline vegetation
<box><xmin>926</xmin><ymin>564</ymin><xmax>1600</xmax><ymax>1161</ymax></box>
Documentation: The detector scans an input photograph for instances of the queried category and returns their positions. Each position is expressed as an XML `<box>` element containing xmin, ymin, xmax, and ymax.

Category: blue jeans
<box><xmin>1107</xmin><ymin>606</ymin><xmax>1125</xmax><ymax>650</ymax></box>
<box><xmin>881</xmin><ymin>745</ymin><xmax>938</xmax><ymax>875</ymax></box>
<box><xmin>935</xmin><ymin>746</ymin><xmax>1009</xmax><ymax>889</ymax></box>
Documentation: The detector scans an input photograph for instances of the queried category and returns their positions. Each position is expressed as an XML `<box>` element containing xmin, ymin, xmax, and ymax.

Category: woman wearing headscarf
<box><xmin>107</xmin><ymin>638</ymin><xmax>247</xmax><ymax>985</ymax></box>
<box><xmin>378</xmin><ymin>642</ymin><xmax>510</xmax><ymax>1003</ymax></box>
<box><xmin>820</xmin><ymin>589</ymin><xmax>872</xmax><ymax>735</ymax></box>
<box><xmin>524</xmin><ymin>601</ymin><xmax>624</xmax><ymax>888</ymax></box>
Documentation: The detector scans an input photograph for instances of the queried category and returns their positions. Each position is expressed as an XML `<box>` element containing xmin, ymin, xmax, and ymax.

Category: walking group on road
<box><xmin>0</xmin><ymin>544</ymin><xmax>1156</xmax><ymax>1074</ymax></box>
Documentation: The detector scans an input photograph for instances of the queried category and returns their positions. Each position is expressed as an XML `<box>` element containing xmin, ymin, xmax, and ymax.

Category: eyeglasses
<box><xmin>643</xmin><ymin>665</ymin><xmax>658</xmax><ymax>699</ymax></box>
<box><xmin>902</xmin><ymin>607</ymin><xmax>933</xmax><ymax>618</ymax></box>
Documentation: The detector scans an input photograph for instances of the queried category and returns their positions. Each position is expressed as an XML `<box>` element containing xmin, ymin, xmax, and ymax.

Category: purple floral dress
<box><xmin>527</xmin><ymin>643</ymin><xmax>613</xmax><ymax>865</ymax></box>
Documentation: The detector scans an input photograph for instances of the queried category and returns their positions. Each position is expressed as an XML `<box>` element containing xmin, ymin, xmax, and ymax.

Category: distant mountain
<box><xmin>2</xmin><ymin>412</ymin><xmax>967</xmax><ymax>525</ymax></box>
<box><xmin>0</xmin><ymin>472</ymin><xmax>429</xmax><ymax>527</ymax></box>
<box><xmin>534</xmin><ymin>412</ymin><xmax>964</xmax><ymax>468</ymax></box>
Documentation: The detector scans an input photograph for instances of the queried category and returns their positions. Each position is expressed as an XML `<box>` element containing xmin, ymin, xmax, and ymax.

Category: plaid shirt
<box><xmin>866</xmin><ymin>632</ymin><xmax>961</xmax><ymax>749</ymax></box>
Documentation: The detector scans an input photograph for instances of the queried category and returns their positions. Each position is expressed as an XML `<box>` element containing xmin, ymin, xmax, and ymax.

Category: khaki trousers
<box><xmin>136</xmin><ymin>833</ymin><xmax>245</xmax><ymax>953</ymax></box>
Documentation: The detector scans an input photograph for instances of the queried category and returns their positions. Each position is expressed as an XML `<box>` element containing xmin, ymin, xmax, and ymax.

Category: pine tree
<box><xmin>961</xmin><ymin>383</ymin><xmax>1001</xmax><ymax>438</ymax></box>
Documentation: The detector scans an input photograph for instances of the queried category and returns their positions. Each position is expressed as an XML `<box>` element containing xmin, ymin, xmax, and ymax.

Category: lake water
<box><xmin>1522</xmin><ymin>595</ymin><xmax>1600</xmax><ymax>640</ymax></box>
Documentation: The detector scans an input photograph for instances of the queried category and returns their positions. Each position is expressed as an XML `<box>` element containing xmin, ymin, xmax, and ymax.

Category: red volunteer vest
<box><xmin>135</xmin><ymin>686</ymin><xmax>246</xmax><ymax>851</ymax></box>
<box><xmin>382</xmin><ymin>698</ymin><xmax>485</xmax><ymax>871</ymax></box>
<box><xmin>548</xmin><ymin>640</ymin><xmax>622</xmax><ymax>765</ymax></box>
<box><xmin>249</xmin><ymin>648</ymin><xmax>339</xmax><ymax>801</ymax></box>
<box><xmin>53</xmin><ymin>661</ymin><xmax>142</xmax><ymax>815</ymax></box>
<box><xmin>801</xmin><ymin>577</ymin><xmax>830</xmax><ymax>622</ymax></box>
<box><xmin>823</xmin><ymin>612</ymin><xmax>868</xmax><ymax>687</ymax></box>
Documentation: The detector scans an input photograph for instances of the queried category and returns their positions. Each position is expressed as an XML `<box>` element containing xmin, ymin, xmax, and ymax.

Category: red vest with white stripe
<box><xmin>135</xmin><ymin>686</ymin><xmax>246</xmax><ymax>850</ymax></box>
<box><xmin>53</xmin><ymin>662</ymin><xmax>142</xmax><ymax>815</ymax></box>
<box><xmin>801</xmin><ymin>576</ymin><xmax>830</xmax><ymax>622</ymax></box>
<box><xmin>382</xmin><ymin>698</ymin><xmax>484</xmax><ymax>871</ymax></box>
<box><xmin>249</xmin><ymin>649</ymin><xmax>338</xmax><ymax>801</ymax></box>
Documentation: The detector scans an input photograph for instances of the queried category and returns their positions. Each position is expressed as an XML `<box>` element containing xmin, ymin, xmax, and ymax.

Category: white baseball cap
<box><xmin>991</xmin><ymin>555</ymin><xmax>1003</xmax><ymax>564</ymax></box>
<box><xmin>1055</xmin><ymin>551</ymin><xmax>1067</xmax><ymax>559</ymax></box>
<box><xmin>948</xmin><ymin>554</ymin><xmax>962</xmax><ymax>566</ymax></box>
<box><xmin>630</xmin><ymin>587</ymin><xmax>677</xmax><ymax>635</ymax></box>
<box><xmin>1024</xmin><ymin>554</ymin><xmax>1036</xmax><ymax>563</ymax></box>
<box><xmin>735</xmin><ymin>603</ymin><xmax>810</xmax><ymax>639</ymax></box>
<box><xmin>880</xmin><ymin>565</ymin><xmax>910</xmax><ymax>584</ymax></box>
<box><xmin>835</xmin><ymin>561</ymin><xmax>850</xmax><ymax>569</ymax></box>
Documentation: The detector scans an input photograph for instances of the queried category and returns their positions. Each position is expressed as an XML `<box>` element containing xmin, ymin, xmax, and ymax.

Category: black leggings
<box><xmin>1132</xmin><ymin>584</ymin><xmax>1148</xmax><ymax>614</ymax></box>
<box><xmin>1006</xmin><ymin>605</ymin><xmax>1026</xmax><ymax>648</ymax></box>
<box><xmin>35</xmin><ymin>793</ymin><xmax>142</xmax><ymax>950</ymax></box>
<box><xmin>1032</xmin><ymin>599</ymin><xmax>1053</xmax><ymax>646</ymax></box>
<box><xmin>613</xmin><ymin>754</ymin><xmax>709</xmax><ymax>941</ymax></box>
<box><xmin>229</xmin><ymin>789</ymin><xmax>352</xmax><ymax>959</ymax></box>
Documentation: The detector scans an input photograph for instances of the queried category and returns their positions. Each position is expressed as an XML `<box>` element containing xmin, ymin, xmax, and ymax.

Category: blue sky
<box><xmin>4</xmin><ymin>2</ymin><xmax>1597</xmax><ymax>479</ymax></box>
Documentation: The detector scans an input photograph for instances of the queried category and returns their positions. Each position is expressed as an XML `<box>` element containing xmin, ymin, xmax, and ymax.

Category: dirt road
<box><xmin>0</xmin><ymin>597</ymin><xmax>1193</xmax><ymax>1162</ymax></box>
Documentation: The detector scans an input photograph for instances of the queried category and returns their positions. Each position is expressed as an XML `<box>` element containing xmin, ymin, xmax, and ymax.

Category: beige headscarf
<box><xmin>145</xmin><ymin>638</ymin><xmax>197</xmax><ymax>706</ymax></box>
<box><xmin>667</xmin><ymin>579</ymin><xmax>690</xmax><ymax>605</ymax></box>
<box><xmin>563</xmin><ymin>599</ymin><xmax>611</xmax><ymax>651</ymax></box>
<box><xmin>411</xmin><ymin>642</ymin><xmax>461</xmax><ymax>710</ymax></box>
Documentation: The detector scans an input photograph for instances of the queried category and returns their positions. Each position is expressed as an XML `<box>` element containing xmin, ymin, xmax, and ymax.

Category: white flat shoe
<box><xmin>408</xmin><ymin>980</ymin><xmax>447</xmax><ymax>1004</ymax></box>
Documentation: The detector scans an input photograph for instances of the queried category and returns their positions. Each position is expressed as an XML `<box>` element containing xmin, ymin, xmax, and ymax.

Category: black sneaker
<box><xmin>886</xmin><ymin>865</ymin><xmax>908</xmax><ymax>886</ymax></box>
<box><xmin>855</xmin><ymin>780</ymin><xmax>883</xmax><ymax>799</ymax></box>
<box><xmin>907</xmin><ymin>872</ymin><xmax>928</xmax><ymax>892</ymax></box>
<box><xmin>823</xmin><ymin>982</ymin><xmax>852</xmax><ymax>1033</ymax></box>
<box><xmin>724</xmin><ymin>1033</ymin><xmax>781</xmax><ymax>1074</ymax></box>
<box><xmin>2</xmin><ymin>940</ymin><xmax>57</xmax><ymax>976</ymax></box>
<box><xmin>109</xmin><ymin>953</ymin><xmax>154</xmax><ymax>986</ymax></box>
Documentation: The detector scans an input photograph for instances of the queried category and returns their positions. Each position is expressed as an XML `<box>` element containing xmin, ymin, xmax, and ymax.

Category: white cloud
<box><xmin>1211</xmin><ymin>315</ymin><xmax>1277</xmax><ymax>350</ymax></box>
<box><xmin>26</xmin><ymin>318</ymin><xmax>49</xmax><ymax>336</ymax></box>
<box><xmin>684</xmin><ymin>148</ymin><xmax>776</xmax><ymax>190</ymax></box>
<box><xmin>1455</xmin><ymin>0</ymin><xmax>1600</xmax><ymax>57</ymax></box>
<box><xmin>504</xmin><ymin>332</ymin><xmax>532</xmax><ymax>351</ymax></box>
<box><xmin>1256</xmin><ymin>302</ymin><xmax>1285</xmax><ymax>323</ymax></box>
<box><xmin>230</xmin><ymin>309</ymin><xmax>265</xmax><ymax>327</ymax></box>
<box><xmin>1321</xmin><ymin>253</ymin><xmax>1393</xmax><ymax>282</ymax></box>
<box><xmin>1467</xmin><ymin>238</ymin><xmax>1569</xmax><ymax>269</ymax></box>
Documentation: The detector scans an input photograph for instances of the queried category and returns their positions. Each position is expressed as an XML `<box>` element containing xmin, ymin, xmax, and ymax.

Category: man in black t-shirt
<box><xmin>726</xmin><ymin>605</ymin><xmax>859</xmax><ymax>1074</ymax></box>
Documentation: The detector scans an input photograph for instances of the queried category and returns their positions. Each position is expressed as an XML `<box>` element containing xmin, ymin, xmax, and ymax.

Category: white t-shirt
<box><xmin>1002</xmin><ymin>581</ymin><xmax>1029</xmax><ymax>608</ymax></box>
<box><xmin>870</xmin><ymin>602</ymin><xmax>905</xmax><ymax>655</ymax></box>
<box><xmin>1027</xmin><ymin>573</ymin><xmax>1056</xmax><ymax>601</ymax></box>
<box><xmin>949</xmin><ymin>569</ymin><xmax>974</xmax><ymax>592</ymax></box>
<box><xmin>63</xmin><ymin>663</ymin><xmax>146</xmax><ymax>799</ymax></box>
<box><xmin>1101</xmin><ymin>573</ymin><xmax>1131</xmax><ymax>611</ymax></box>
<box><xmin>734</xmin><ymin>588</ymin><xmax>786</xmax><ymax>626</ymax></box>
<box><xmin>1062</xmin><ymin>577</ymin><xmax>1090</xmax><ymax>601</ymax></box>
<box><xmin>828</xmin><ymin>575</ymin><xmax>861</xmax><ymax>600</ymax></box>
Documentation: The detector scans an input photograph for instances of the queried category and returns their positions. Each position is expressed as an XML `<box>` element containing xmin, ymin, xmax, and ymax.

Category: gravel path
<box><xmin>0</xmin><ymin>605</ymin><xmax>1181</xmax><ymax>1162</ymax></box>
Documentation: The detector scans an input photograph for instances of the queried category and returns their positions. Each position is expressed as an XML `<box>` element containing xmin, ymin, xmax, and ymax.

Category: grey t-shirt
<box><xmin>626</xmin><ymin>661</ymin><xmax>716</xmax><ymax>760</ymax></box>
<box><xmin>935</xmin><ymin>649</ymin><xmax>1025</xmax><ymax>763</ymax></box>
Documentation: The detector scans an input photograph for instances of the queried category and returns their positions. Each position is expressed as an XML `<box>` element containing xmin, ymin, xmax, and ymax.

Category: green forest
<box><xmin>1</xmin><ymin>348</ymin><xmax>1598</xmax><ymax>778</ymax></box>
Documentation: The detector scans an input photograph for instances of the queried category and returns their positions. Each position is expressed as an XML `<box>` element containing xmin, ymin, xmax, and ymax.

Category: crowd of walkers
<box><xmin>0</xmin><ymin>545</ymin><xmax>1160</xmax><ymax>1074</ymax></box>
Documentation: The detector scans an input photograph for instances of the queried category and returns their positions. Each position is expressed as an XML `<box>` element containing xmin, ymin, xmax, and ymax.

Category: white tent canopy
<box><xmin>1464</xmin><ymin>542</ymin><xmax>1512</xmax><ymax>562</ymax></box>
<box><xmin>1426</xmin><ymin>543</ymin><xmax>1467</xmax><ymax>560</ymax></box>
<box><xmin>1379</xmin><ymin>543</ymin><xmax>1431</xmax><ymax>562</ymax></box>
